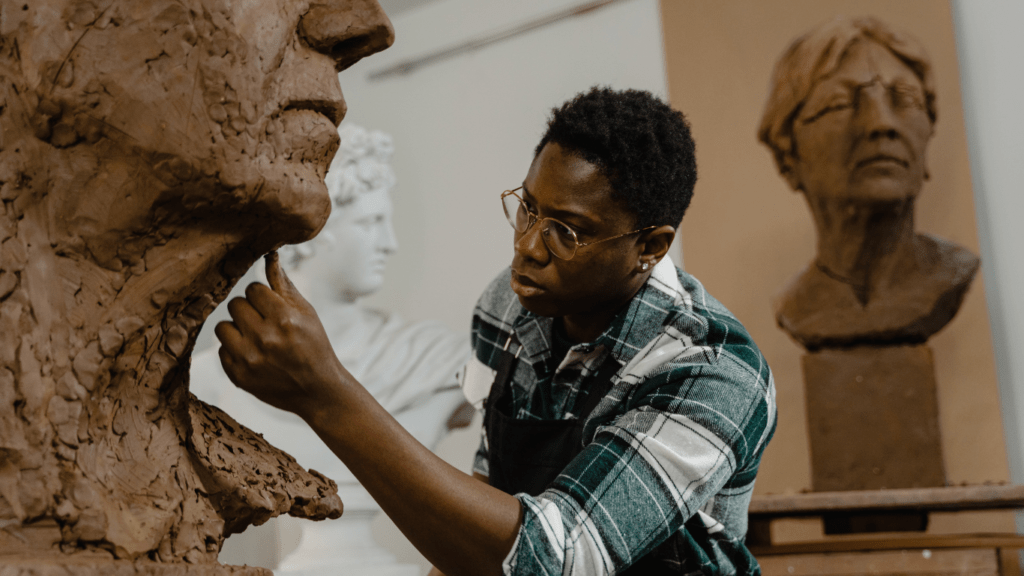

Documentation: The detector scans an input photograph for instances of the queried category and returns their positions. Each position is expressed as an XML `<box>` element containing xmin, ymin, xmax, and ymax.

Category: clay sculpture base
<box><xmin>0</xmin><ymin>558</ymin><xmax>270</xmax><ymax>575</ymax></box>
<box><xmin>803</xmin><ymin>345</ymin><xmax>946</xmax><ymax>493</ymax></box>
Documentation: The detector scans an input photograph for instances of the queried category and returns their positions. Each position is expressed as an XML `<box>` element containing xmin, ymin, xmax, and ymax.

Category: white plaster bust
<box><xmin>190</xmin><ymin>124</ymin><xmax>470</xmax><ymax>574</ymax></box>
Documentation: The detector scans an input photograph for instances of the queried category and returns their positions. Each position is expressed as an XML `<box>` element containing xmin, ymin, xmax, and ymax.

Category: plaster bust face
<box><xmin>306</xmin><ymin>187</ymin><xmax>398</xmax><ymax>303</ymax></box>
<box><xmin>787</xmin><ymin>40</ymin><xmax>933</xmax><ymax>204</ymax></box>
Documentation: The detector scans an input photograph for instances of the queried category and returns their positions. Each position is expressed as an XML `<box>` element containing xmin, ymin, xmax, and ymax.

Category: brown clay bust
<box><xmin>0</xmin><ymin>0</ymin><xmax>391</xmax><ymax>568</ymax></box>
<box><xmin>758</xmin><ymin>17</ymin><xmax>978</xmax><ymax>350</ymax></box>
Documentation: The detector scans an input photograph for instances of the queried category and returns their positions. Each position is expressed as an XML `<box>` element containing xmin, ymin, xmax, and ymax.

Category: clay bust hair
<box><xmin>758</xmin><ymin>16</ymin><xmax>937</xmax><ymax>179</ymax></box>
<box><xmin>280</xmin><ymin>123</ymin><xmax>397</xmax><ymax>270</ymax></box>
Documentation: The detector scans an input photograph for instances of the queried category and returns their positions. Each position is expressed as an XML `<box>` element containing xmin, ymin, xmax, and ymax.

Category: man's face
<box><xmin>787</xmin><ymin>39</ymin><xmax>932</xmax><ymax>204</ymax></box>
<box><xmin>24</xmin><ymin>0</ymin><xmax>392</xmax><ymax>246</ymax></box>
<box><xmin>509</xmin><ymin>143</ymin><xmax>642</xmax><ymax>319</ymax></box>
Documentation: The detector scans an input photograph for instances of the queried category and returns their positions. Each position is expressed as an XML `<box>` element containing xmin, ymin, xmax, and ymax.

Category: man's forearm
<box><xmin>302</xmin><ymin>371</ymin><xmax>521</xmax><ymax>576</ymax></box>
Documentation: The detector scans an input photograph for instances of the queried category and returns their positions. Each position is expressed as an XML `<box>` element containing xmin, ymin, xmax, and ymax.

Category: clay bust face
<box><xmin>786</xmin><ymin>40</ymin><xmax>933</xmax><ymax>203</ymax></box>
<box><xmin>8</xmin><ymin>0</ymin><xmax>393</xmax><ymax>261</ymax></box>
<box><xmin>305</xmin><ymin>188</ymin><xmax>398</xmax><ymax>302</ymax></box>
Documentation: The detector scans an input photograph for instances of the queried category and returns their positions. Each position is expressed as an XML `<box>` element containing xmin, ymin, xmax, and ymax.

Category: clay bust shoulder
<box><xmin>775</xmin><ymin>232</ymin><xmax>978</xmax><ymax>349</ymax></box>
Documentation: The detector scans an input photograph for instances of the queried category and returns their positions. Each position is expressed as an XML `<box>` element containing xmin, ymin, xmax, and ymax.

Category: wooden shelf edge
<box><xmin>750</xmin><ymin>485</ymin><xmax>1024</xmax><ymax>517</ymax></box>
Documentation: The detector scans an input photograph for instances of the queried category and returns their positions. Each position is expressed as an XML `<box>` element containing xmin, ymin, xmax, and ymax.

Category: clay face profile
<box><xmin>0</xmin><ymin>0</ymin><xmax>391</xmax><ymax>569</ymax></box>
<box><xmin>758</xmin><ymin>17</ymin><xmax>978</xmax><ymax>349</ymax></box>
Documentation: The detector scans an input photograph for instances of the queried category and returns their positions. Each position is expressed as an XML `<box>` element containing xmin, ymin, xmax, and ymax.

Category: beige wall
<box><xmin>660</xmin><ymin>0</ymin><xmax>1008</xmax><ymax>507</ymax></box>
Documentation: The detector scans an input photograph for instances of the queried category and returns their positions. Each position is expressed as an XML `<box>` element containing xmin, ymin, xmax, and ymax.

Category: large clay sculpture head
<box><xmin>282</xmin><ymin>123</ymin><xmax>399</xmax><ymax>305</ymax></box>
<box><xmin>757</xmin><ymin>17</ymin><xmax>978</xmax><ymax>349</ymax></box>
<box><xmin>759</xmin><ymin>17</ymin><xmax>936</xmax><ymax>197</ymax></box>
<box><xmin>0</xmin><ymin>0</ymin><xmax>392</xmax><ymax>568</ymax></box>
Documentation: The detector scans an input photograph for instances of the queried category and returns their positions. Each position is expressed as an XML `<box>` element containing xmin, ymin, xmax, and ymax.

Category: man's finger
<box><xmin>226</xmin><ymin>297</ymin><xmax>265</xmax><ymax>337</ymax></box>
<box><xmin>265</xmin><ymin>251</ymin><xmax>297</xmax><ymax>296</ymax></box>
<box><xmin>245</xmin><ymin>282</ymin><xmax>281</xmax><ymax>318</ymax></box>
<box><xmin>218</xmin><ymin>346</ymin><xmax>246</xmax><ymax>387</ymax></box>
<box><xmin>214</xmin><ymin>320</ymin><xmax>244</xmax><ymax>349</ymax></box>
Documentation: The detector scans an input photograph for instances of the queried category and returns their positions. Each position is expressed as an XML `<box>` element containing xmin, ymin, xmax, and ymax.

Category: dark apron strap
<box><xmin>484</xmin><ymin>336</ymin><xmax>687</xmax><ymax>574</ymax></box>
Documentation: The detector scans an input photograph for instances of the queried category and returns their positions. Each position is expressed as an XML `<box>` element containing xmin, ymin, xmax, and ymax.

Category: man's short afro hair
<box><xmin>535</xmin><ymin>86</ymin><xmax>697</xmax><ymax>229</ymax></box>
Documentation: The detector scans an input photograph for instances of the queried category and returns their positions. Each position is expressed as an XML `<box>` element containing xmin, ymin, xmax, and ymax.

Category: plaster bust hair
<box><xmin>281</xmin><ymin>123</ymin><xmax>397</xmax><ymax>270</ymax></box>
<box><xmin>758</xmin><ymin>16</ymin><xmax>937</xmax><ymax>180</ymax></box>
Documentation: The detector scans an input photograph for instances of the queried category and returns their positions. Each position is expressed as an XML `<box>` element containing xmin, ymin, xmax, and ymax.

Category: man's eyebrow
<box><xmin>520</xmin><ymin>185</ymin><xmax>600</xmax><ymax>230</ymax></box>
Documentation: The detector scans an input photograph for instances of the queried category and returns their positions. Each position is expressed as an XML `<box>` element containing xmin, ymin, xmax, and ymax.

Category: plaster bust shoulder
<box><xmin>774</xmin><ymin>232</ymin><xmax>979</xmax><ymax>349</ymax></box>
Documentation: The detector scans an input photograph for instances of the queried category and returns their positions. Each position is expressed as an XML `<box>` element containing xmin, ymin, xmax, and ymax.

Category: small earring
<box><xmin>641</xmin><ymin>262</ymin><xmax>649</xmax><ymax>271</ymax></box>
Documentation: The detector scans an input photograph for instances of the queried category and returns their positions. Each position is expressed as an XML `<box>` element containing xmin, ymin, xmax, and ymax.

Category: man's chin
<box><xmin>515</xmin><ymin>293</ymin><xmax>562</xmax><ymax>318</ymax></box>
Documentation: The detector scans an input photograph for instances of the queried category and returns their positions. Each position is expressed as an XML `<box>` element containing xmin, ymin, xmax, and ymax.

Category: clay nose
<box><xmin>299</xmin><ymin>0</ymin><xmax>395</xmax><ymax>72</ymax></box>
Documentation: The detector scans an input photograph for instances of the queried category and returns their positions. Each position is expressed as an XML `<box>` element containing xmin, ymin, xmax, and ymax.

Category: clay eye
<box><xmin>891</xmin><ymin>83</ymin><xmax>925</xmax><ymax>110</ymax></box>
<box><xmin>802</xmin><ymin>95</ymin><xmax>853</xmax><ymax>124</ymax></box>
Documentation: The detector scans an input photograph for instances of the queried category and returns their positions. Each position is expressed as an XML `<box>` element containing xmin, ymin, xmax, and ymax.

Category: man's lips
<box><xmin>510</xmin><ymin>269</ymin><xmax>545</xmax><ymax>297</ymax></box>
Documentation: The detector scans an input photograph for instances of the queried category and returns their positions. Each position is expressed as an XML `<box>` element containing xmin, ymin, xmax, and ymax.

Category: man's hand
<box><xmin>214</xmin><ymin>252</ymin><xmax>348</xmax><ymax>421</ymax></box>
<box><xmin>214</xmin><ymin>252</ymin><xmax>521</xmax><ymax>576</ymax></box>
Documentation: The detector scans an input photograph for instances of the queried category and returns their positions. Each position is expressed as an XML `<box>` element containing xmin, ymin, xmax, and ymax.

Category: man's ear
<box><xmin>640</xmin><ymin>225</ymin><xmax>677</xmax><ymax>265</ymax></box>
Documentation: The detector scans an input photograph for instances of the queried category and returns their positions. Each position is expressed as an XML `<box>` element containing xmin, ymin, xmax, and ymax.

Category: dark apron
<box><xmin>484</xmin><ymin>336</ymin><xmax>689</xmax><ymax>574</ymax></box>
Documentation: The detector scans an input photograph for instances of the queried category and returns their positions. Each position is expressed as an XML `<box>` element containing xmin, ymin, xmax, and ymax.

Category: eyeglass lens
<box><xmin>502</xmin><ymin>193</ymin><xmax>577</xmax><ymax>259</ymax></box>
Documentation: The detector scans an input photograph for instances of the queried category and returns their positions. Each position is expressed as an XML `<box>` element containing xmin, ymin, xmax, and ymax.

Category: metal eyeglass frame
<box><xmin>501</xmin><ymin>187</ymin><xmax>657</xmax><ymax>260</ymax></box>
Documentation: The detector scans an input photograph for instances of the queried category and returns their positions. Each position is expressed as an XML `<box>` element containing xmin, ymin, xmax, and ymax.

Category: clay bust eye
<box><xmin>801</xmin><ymin>95</ymin><xmax>854</xmax><ymax>124</ymax></box>
<box><xmin>890</xmin><ymin>83</ymin><xmax>925</xmax><ymax>110</ymax></box>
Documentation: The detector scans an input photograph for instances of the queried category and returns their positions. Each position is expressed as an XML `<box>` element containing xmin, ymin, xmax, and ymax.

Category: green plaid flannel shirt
<box><xmin>461</xmin><ymin>256</ymin><xmax>776</xmax><ymax>575</ymax></box>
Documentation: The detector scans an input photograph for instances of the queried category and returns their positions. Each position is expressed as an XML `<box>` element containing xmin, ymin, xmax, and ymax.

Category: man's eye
<box><xmin>551</xmin><ymin>221</ymin><xmax>574</xmax><ymax>238</ymax></box>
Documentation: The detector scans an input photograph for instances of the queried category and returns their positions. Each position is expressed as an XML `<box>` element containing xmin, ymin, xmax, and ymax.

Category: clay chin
<box><xmin>0</xmin><ymin>0</ymin><xmax>391</xmax><ymax>567</ymax></box>
<box><xmin>758</xmin><ymin>16</ymin><xmax>978</xmax><ymax>350</ymax></box>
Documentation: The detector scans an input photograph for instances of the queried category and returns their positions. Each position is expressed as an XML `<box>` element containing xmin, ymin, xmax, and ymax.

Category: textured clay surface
<box><xmin>0</xmin><ymin>557</ymin><xmax>270</xmax><ymax>575</ymax></box>
<box><xmin>0</xmin><ymin>0</ymin><xmax>391</xmax><ymax>568</ymax></box>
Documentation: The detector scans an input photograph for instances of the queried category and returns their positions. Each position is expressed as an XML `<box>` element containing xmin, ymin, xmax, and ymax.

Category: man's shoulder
<box><xmin>641</xmin><ymin>268</ymin><xmax>772</xmax><ymax>396</ymax></box>
<box><xmin>675</xmin><ymin>270</ymin><xmax>760</xmax><ymax>351</ymax></box>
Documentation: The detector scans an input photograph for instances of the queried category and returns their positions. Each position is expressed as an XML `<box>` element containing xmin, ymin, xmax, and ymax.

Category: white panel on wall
<box><xmin>951</xmin><ymin>0</ymin><xmax>1024</xmax><ymax>490</ymax></box>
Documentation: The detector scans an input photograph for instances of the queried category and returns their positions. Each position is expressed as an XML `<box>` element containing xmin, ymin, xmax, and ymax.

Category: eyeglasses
<box><xmin>500</xmin><ymin>187</ymin><xmax>656</xmax><ymax>260</ymax></box>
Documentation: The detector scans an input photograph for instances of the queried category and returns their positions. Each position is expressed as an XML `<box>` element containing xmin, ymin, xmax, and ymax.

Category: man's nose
<box><xmin>300</xmin><ymin>0</ymin><xmax>395</xmax><ymax>72</ymax></box>
<box><xmin>857</xmin><ymin>82</ymin><xmax>900</xmax><ymax>140</ymax></box>
<box><xmin>514</xmin><ymin>222</ymin><xmax>550</xmax><ymax>265</ymax></box>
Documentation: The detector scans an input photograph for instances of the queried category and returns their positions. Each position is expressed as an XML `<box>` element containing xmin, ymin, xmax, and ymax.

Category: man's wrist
<box><xmin>297</xmin><ymin>360</ymin><xmax>352</xmax><ymax>429</ymax></box>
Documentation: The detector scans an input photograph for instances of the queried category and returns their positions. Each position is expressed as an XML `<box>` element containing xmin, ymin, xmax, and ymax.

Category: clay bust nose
<box><xmin>300</xmin><ymin>0</ymin><xmax>396</xmax><ymax>72</ymax></box>
<box><xmin>857</xmin><ymin>81</ymin><xmax>900</xmax><ymax>139</ymax></box>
